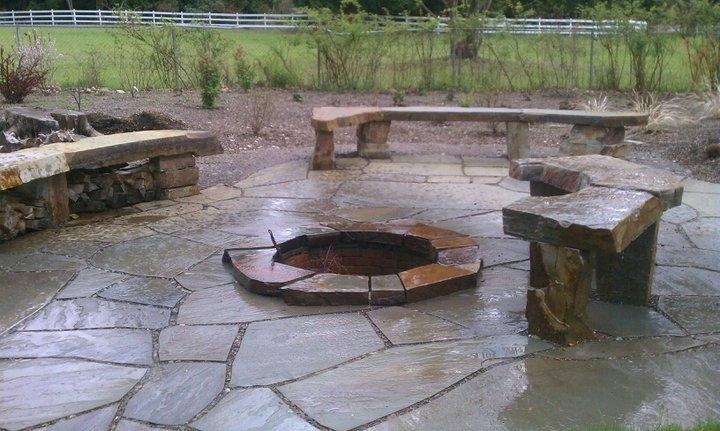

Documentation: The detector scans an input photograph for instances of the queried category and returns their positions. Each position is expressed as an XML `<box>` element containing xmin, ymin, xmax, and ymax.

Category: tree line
<box><xmin>3</xmin><ymin>0</ymin><xmax>713</xmax><ymax>18</ymax></box>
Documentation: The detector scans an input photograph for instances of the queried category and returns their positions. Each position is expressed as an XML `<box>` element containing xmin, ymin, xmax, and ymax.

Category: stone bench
<box><xmin>0</xmin><ymin>130</ymin><xmax>221</xmax><ymax>241</ymax></box>
<box><xmin>310</xmin><ymin>106</ymin><xmax>648</xmax><ymax>169</ymax></box>
<box><xmin>501</xmin><ymin>155</ymin><xmax>683</xmax><ymax>345</ymax></box>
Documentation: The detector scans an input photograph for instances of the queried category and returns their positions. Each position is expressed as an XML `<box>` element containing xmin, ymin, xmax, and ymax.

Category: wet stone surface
<box><xmin>0</xmin><ymin>156</ymin><xmax>717</xmax><ymax>430</ymax></box>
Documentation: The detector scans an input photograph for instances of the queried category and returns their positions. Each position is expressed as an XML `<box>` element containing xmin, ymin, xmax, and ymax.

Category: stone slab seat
<box><xmin>502</xmin><ymin>155</ymin><xmax>683</xmax><ymax>346</ymax></box>
<box><xmin>0</xmin><ymin>130</ymin><xmax>221</xmax><ymax>229</ymax></box>
<box><xmin>310</xmin><ymin>106</ymin><xmax>648</xmax><ymax>169</ymax></box>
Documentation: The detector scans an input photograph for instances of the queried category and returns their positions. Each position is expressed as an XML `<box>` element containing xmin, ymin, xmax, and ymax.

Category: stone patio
<box><xmin>0</xmin><ymin>155</ymin><xmax>719</xmax><ymax>430</ymax></box>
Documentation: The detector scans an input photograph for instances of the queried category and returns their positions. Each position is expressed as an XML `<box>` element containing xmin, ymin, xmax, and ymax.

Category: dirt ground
<box><xmin>21</xmin><ymin>89</ymin><xmax>720</xmax><ymax>187</ymax></box>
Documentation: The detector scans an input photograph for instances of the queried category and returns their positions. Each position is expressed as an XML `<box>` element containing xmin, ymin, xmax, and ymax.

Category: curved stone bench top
<box><xmin>311</xmin><ymin>106</ymin><xmax>648</xmax><ymax>131</ymax></box>
<box><xmin>503</xmin><ymin>186</ymin><xmax>662</xmax><ymax>253</ymax></box>
<box><xmin>0</xmin><ymin>130</ymin><xmax>220</xmax><ymax>191</ymax></box>
<box><xmin>509</xmin><ymin>155</ymin><xmax>683</xmax><ymax>209</ymax></box>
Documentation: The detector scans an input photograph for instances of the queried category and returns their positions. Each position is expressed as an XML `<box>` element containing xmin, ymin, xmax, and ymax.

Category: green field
<box><xmin>0</xmin><ymin>26</ymin><xmax>697</xmax><ymax>92</ymax></box>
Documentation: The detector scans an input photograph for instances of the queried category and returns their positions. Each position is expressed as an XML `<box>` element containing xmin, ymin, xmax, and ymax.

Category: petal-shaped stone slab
<box><xmin>399</xmin><ymin>264</ymin><xmax>476</xmax><ymax>303</ymax></box>
<box><xmin>124</xmin><ymin>362</ymin><xmax>225</xmax><ymax>425</ymax></box>
<box><xmin>224</xmin><ymin>249</ymin><xmax>315</xmax><ymax>295</ymax></box>
<box><xmin>367</xmin><ymin>306</ymin><xmax>475</xmax><ymax>344</ymax></box>
<box><xmin>159</xmin><ymin>324</ymin><xmax>238</xmax><ymax>361</ymax></box>
<box><xmin>369</xmin><ymin>347</ymin><xmax>720</xmax><ymax>431</ymax></box>
<box><xmin>0</xmin><ymin>328</ymin><xmax>153</xmax><ymax>365</ymax></box>
<box><xmin>192</xmin><ymin>388</ymin><xmax>317</xmax><ymax>431</ymax></box>
<box><xmin>93</xmin><ymin>234</ymin><xmax>216</xmax><ymax>277</ymax></box>
<box><xmin>281</xmin><ymin>274</ymin><xmax>370</xmax><ymax>305</ymax></box>
<box><xmin>278</xmin><ymin>335</ymin><xmax>550</xmax><ymax>430</ymax></box>
<box><xmin>0</xmin><ymin>270</ymin><xmax>75</xmax><ymax>333</ymax></box>
<box><xmin>21</xmin><ymin>298</ymin><xmax>170</xmax><ymax>330</ymax></box>
<box><xmin>37</xmin><ymin>404</ymin><xmax>117</xmax><ymax>431</ymax></box>
<box><xmin>231</xmin><ymin>313</ymin><xmax>383</xmax><ymax>386</ymax></box>
<box><xmin>0</xmin><ymin>358</ymin><xmax>145</xmax><ymax>430</ymax></box>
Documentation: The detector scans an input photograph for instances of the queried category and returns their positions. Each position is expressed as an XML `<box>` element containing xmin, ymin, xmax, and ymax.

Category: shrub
<box><xmin>234</xmin><ymin>45</ymin><xmax>255</xmax><ymax>91</ymax></box>
<box><xmin>0</xmin><ymin>47</ymin><xmax>50</xmax><ymax>103</ymax></box>
<box><xmin>631</xmin><ymin>92</ymin><xmax>693</xmax><ymax>132</ymax></box>
<box><xmin>198</xmin><ymin>55</ymin><xmax>221</xmax><ymax>108</ymax></box>
<box><xmin>76</xmin><ymin>48</ymin><xmax>107</xmax><ymax>88</ymax></box>
<box><xmin>17</xmin><ymin>30</ymin><xmax>58</xmax><ymax>88</ymax></box>
<box><xmin>581</xmin><ymin>94</ymin><xmax>610</xmax><ymax>112</ymax></box>
<box><xmin>247</xmin><ymin>90</ymin><xmax>275</xmax><ymax>136</ymax></box>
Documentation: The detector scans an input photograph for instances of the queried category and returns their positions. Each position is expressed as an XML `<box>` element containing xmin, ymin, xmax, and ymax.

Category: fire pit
<box><xmin>223</xmin><ymin>223</ymin><xmax>483</xmax><ymax>306</ymax></box>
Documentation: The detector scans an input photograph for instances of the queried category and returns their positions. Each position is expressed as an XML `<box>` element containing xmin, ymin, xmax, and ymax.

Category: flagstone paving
<box><xmin>0</xmin><ymin>156</ymin><xmax>718</xmax><ymax>430</ymax></box>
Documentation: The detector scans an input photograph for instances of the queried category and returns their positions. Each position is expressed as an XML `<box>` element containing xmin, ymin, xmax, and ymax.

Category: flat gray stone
<box><xmin>683</xmin><ymin>179</ymin><xmax>720</xmax><ymax>194</ymax></box>
<box><xmin>475</xmin><ymin>238</ymin><xmax>528</xmax><ymax>266</ymax></box>
<box><xmin>335</xmin><ymin>181</ymin><xmax>526</xmax><ymax>211</ymax></box>
<box><xmin>369</xmin><ymin>346</ymin><xmax>720</xmax><ymax>431</ymax></box>
<box><xmin>244</xmin><ymin>179</ymin><xmax>341</xmax><ymax>199</ymax></box>
<box><xmin>99</xmin><ymin>277</ymin><xmax>185</xmax><ymax>307</ymax></box>
<box><xmin>192</xmin><ymin>388</ymin><xmax>317</xmax><ymax>431</ymax></box>
<box><xmin>409</xmin><ymin>267</ymin><xmax>528</xmax><ymax>337</ymax></box>
<box><xmin>331</xmin><ymin>207</ymin><xmax>421</xmax><ymax>223</ymax></box>
<box><xmin>464</xmin><ymin>166</ymin><xmax>509</xmax><ymax>177</ymax></box>
<box><xmin>658</xmin><ymin>222</ymin><xmax>693</xmax><ymax>248</ymax></box>
<box><xmin>654</xmin><ymin>266</ymin><xmax>720</xmax><ymax>296</ymax></box>
<box><xmin>427</xmin><ymin>175</ymin><xmax>471</xmax><ymax>183</ymax></box>
<box><xmin>392</xmin><ymin>154</ymin><xmax>463</xmax><ymax>164</ymax></box>
<box><xmin>279</xmin><ymin>335</ymin><xmax>550</xmax><ymax>430</ymax></box>
<box><xmin>435</xmin><ymin>211</ymin><xmax>510</xmax><ymax>238</ymax></box>
<box><xmin>178</xmin><ymin>284</ymin><xmax>362</xmax><ymax>325</ymax></box>
<box><xmin>497</xmin><ymin>177</ymin><xmax>530</xmax><ymax>193</ymax></box>
<box><xmin>539</xmin><ymin>336</ymin><xmax>707</xmax><ymax>360</ymax></box>
<box><xmin>411</xmin><ymin>209</ymin><xmax>482</xmax><ymax>223</ymax></box>
<box><xmin>587</xmin><ymin>301</ymin><xmax>683</xmax><ymax>337</ymax></box>
<box><xmin>116</xmin><ymin>420</ymin><xmax>171</xmax><ymax>431</ymax></box>
<box><xmin>42</xmin><ymin>239</ymin><xmax>107</xmax><ymax>258</ymax></box>
<box><xmin>365</xmin><ymin>162</ymin><xmax>464</xmax><ymax>176</ymax></box>
<box><xmin>54</xmin><ymin>223</ymin><xmax>155</xmax><ymax>243</ymax></box>
<box><xmin>683</xmin><ymin>192</ymin><xmax>720</xmax><ymax>217</ymax></box>
<box><xmin>661</xmin><ymin>204</ymin><xmax>697</xmax><ymax>224</ymax></box>
<box><xmin>38</xmin><ymin>404</ymin><xmax>117</xmax><ymax>431</ymax></box>
<box><xmin>21</xmin><ymin>298</ymin><xmax>170</xmax><ymax>330</ymax></box>
<box><xmin>367</xmin><ymin>306</ymin><xmax>475</xmax><ymax>344</ymax></box>
<box><xmin>0</xmin><ymin>270</ymin><xmax>75</xmax><ymax>333</ymax></box>
<box><xmin>159</xmin><ymin>324</ymin><xmax>238</xmax><ymax>361</ymax></box>
<box><xmin>12</xmin><ymin>253</ymin><xmax>87</xmax><ymax>272</ymax></box>
<box><xmin>0</xmin><ymin>358</ymin><xmax>145</xmax><ymax>430</ymax></box>
<box><xmin>233</xmin><ymin>159</ymin><xmax>308</xmax><ymax>189</ymax></box>
<box><xmin>0</xmin><ymin>328</ymin><xmax>153</xmax><ymax>365</ymax></box>
<box><xmin>56</xmin><ymin>268</ymin><xmax>127</xmax><ymax>299</ymax></box>
<box><xmin>93</xmin><ymin>234</ymin><xmax>215</xmax><ymax>277</ymax></box>
<box><xmin>658</xmin><ymin>296</ymin><xmax>720</xmax><ymax>334</ymax></box>
<box><xmin>656</xmin><ymin>246</ymin><xmax>720</xmax><ymax>272</ymax></box>
<box><xmin>176</xmin><ymin>227</ymin><xmax>240</xmax><ymax>246</ymax></box>
<box><xmin>232</xmin><ymin>313</ymin><xmax>383</xmax><ymax>386</ymax></box>
<box><xmin>175</xmin><ymin>253</ymin><xmax>236</xmax><ymax>291</ymax></box>
<box><xmin>682</xmin><ymin>218</ymin><xmax>720</xmax><ymax>251</ymax></box>
<box><xmin>124</xmin><ymin>362</ymin><xmax>225</xmax><ymax>425</ymax></box>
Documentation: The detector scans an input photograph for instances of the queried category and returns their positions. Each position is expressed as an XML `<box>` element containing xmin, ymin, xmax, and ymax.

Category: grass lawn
<box><xmin>0</xmin><ymin>25</ymin><xmax>696</xmax><ymax>92</ymax></box>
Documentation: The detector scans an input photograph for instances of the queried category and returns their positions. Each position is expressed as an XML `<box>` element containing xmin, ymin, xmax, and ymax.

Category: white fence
<box><xmin>0</xmin><ymin>9</ymin><xmax>646</xmax><ymax>34</ymax></box>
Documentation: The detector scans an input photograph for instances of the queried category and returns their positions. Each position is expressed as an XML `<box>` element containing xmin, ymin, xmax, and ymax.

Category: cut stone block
<box><xmin>357</xmin><ymin>120</ymin><xmax>391</xmax><ymax>159</ymax></box>
<box><xmin>370</xmin><ymin>274</ymin><xmax>406</xmax><ymax>305</ymax></box>
<box><xmin>399</xmin><ymin>263</ymin><xmax>476</xmax><ymax>303</ymax></box>
<box><xmin>281</xmin><ymin>273</ymin><xmax>370</xmax><ymax>306</ymax></box>
<box><xmin>154</xmin><ymin>166</ymin><xmax>199</xmax><ymax>189</ymax></box>
<box><xmin>157</xmin><ymin>185</ymin><xmax>199</xmax><ymax>200</ymax></box>
<box><xmin>224</xmin><ymin>249</ymin><xmax>315</xmax><ymax>296</ymax></box>
<box><xmin>312</xmin><ymin>130</ymin><xmax>335</xmax><ymax>170</ymax></box>
<box><xmin>151</xmin><ymin>153</ymin><xmax>196</xmax><ymax>171</ymax></box>
<box><xmin>506</xmin><ymin>121</ymin><xmax>529</xmax><ymax>160</ymax></box>
<box><xmin>560</xmin><ymin>125</ymin><xmax>627</xmax><ymax>158</ymax></box>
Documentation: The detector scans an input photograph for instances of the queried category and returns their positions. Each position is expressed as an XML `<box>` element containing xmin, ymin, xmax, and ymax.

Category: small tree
<box><xmin>198</xmin><ymin>55</ymin><xmax>221</xmax><ymax>108</ymax></box>
<box><xmin>0</xmin><ymin>47</ymin><xmax>50</xmax><ymax>104</ymax></box>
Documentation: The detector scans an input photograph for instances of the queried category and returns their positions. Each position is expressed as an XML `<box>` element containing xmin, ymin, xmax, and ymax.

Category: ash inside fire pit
<box><xmin>276</xmin><ymin>232</ymin><xmax>434</xmax><ymax>276</ymax></box>
<box><xmin>223</xmin><ymin>223</ymin><xmax>484</xmax><ymax>306</ymax></box>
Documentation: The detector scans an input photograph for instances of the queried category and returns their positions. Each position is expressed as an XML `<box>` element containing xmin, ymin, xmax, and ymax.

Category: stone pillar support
<box><xmin>151</xmin><ymin>153</ymin><xmax>199</xmax><ymax>199</ymax></box>
<box><xmin>560</xmin><ymin>125</ymin><xmax>628</xmax><ymax>158</ymax></box>
<box><xmin>506</xmin><ymin>121</ymin><xmax>529</xmax><ymax>160</ymax></box>
<box><xmin>595</xmin><ymin>222</ymin><xmax>659</xmax><ymax>306</ymax></box>
<box><xmin>312</xmin><ymin>130</ymin><xmax>335</xmax><ymax>170</ymax></box>
<box><xmin>29</xmin><ymin>173</ymin><xmax>69</xmax><ymax>227</ymax></box>
<box><xmin>526</xmin><ymin>243</ymin><xmax>596</xmax><ymax>345</ymax></box>
<box><xmin>356</xmin><ymin>121</ymin><xmax>391</xmax><ymax>159</ymax></box>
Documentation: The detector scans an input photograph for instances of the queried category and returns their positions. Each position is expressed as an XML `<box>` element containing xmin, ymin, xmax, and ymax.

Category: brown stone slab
<box><xmin>510</xmin><ymin>155</ymin><xmax>683</xmax><ymax>209</ymax></box>
<box><xmin>224</xmin><ymin>249</ymin><xmax>315</xmax><ymax>296</ymax></box>
<box><xmin>430</xmin><ymin>236</ymin><xmax>477</xmax><ymax>251</ymax></box>
<box><xmin>0</xmin><ymin>146</ymin><xmax>69</xmax><ymax>191</ymax></box>
<box><xmin>280</xmin><ymin>274</ymin><xmax>370</xmax><ymax>306</ymax></box>
<box><xmin>311</xmin><ymin>107</ymin><xmax>384</xmax><ymax>132</ymax></box>
<box><xmin>157</xmin><ymin>185</ymin><xmax>199</xmax><ymax>200</ymax></box>
<box><xmin>437</xmin><ymin>245</ymin><xmax>483</xmax><ymax>266</ymax></box>
<box><xmin>399</xmin><ymin>264</ymin><xmax>476</xmax><ymax>303</ymax></box>
<box><xmin>406</xmin><ymin>224</ymin><xmax>466</xmax><ymax>240</ymax></box>
<box><xmin>370</xmin><ymin>274</ymin><xmax>406</xmax><ymax>305</ymax></box>
<box><xmin>503</xmin><ymin>186</ymin><xmax>662</xmax><ymax>253</ymax></box>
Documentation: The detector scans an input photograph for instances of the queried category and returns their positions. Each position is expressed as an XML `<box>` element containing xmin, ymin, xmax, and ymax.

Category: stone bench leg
<box><xmin>357</xmin><ymin>121</ymin><xmax>391</xmax><ymax>159</ymax></box>
<box><xmin>595</xmin><ymin>221</ymin><xmax>659</xmax><ymax>306</ymax></box>
<box><xmin>527</xmin><ymin>242</ymin><xmax>596</xmax><ymax>345</ymax></box>
<box><xmin>151</xmin><ymin>153</ymin><xmax>199</xmax><ymax>199</ymax></box>
<box><xmin>32</xmin><ymin>173</ymin><xmax>70</xmax><ymax>228</ymax></box>
<box><xmin>559</xmin><ymin>125</ymin><xmax>628</xmax><ymax>158</ymax></box>
<box><xmin>506</xmin><ymin>122</ymin><xmax>529</xmax><ymax>160</ymax></box>
<box><xmin>312</xmin><ymin>130</ymin><xmax>335</xmax><ymax>170</ymax></box>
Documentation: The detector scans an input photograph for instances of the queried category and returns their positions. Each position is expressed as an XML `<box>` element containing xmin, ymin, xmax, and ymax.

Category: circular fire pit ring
<box><xmin>223</xmin><ymin>223</ymin><xmax>483</xmax><ymax>306</ymax></box>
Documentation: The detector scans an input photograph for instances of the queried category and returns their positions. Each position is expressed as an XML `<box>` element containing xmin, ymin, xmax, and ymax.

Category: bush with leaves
<box><xmin>198</xmin><ymin>54</ymin><xmax>221</xmax><ymax>108</ymax></box>
<box><xmin>234</xmin><ymin>45</ymin><xmax>255</xmax><ymax>91</ymax></box>
<box><xmin>0</xmin><ymin>47</ymin><xmax>50</xmax><ymax>103</ymax></box>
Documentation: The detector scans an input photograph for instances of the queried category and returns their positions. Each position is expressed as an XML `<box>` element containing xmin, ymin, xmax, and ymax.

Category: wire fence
<box><xmin>0</xmin><ymin>10</ymin><xmax>647</xmax><ymax>35</ymax></box>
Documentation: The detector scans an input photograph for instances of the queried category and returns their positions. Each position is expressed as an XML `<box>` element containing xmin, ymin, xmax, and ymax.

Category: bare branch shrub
<box><xmin>247</xmin><ymin>91</ymin><xmax>275</xmax><ymax>136</ymax></box>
